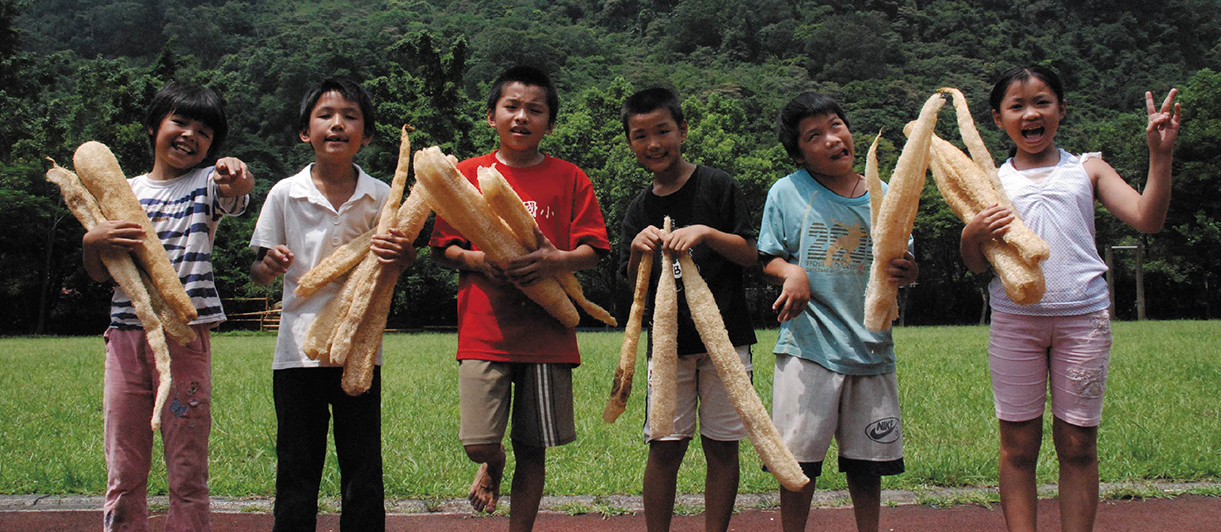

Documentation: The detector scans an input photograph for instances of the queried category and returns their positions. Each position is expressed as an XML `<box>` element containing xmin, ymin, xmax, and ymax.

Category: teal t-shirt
<box><xmin>757</xmin><ymin>168</ymin><xmax>896</xmax><ymax>375</ymax></box>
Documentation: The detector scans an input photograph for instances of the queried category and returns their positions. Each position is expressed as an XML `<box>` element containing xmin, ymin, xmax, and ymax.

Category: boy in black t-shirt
<box><xmin>619</xmin><ymin>87</ymin><xmax>758</xmax><ymax>532</ymax></box>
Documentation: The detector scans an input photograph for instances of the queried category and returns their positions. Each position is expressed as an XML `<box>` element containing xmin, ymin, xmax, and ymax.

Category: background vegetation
<box><xmin>3</xmin><ymin>0</ymin><xmax>1220</xmax><ymax>335</ymax></box>
<box><xmin>3</xmin><ymin>324</ymin><xmax>1219</xmax><ymax>497</ymax></box>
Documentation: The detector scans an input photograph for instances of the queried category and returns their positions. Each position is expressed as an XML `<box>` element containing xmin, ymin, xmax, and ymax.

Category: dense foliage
<box><xmin>3</xmin><ymin>0</ymin><xmax>1219</xmax><ymax>334</ymax></box>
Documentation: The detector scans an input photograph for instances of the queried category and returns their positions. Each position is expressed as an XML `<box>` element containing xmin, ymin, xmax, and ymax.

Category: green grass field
<box><xmin>1</xmin><ymin>321</ymin><xmax>1218</xmax><ymax>499</ymax></box>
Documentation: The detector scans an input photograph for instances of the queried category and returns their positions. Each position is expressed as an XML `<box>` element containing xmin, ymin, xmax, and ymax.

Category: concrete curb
<box><xmin>2</xmin><ymin>481</ymin><xmax>1217</xmax><ymax>516</ymax></box>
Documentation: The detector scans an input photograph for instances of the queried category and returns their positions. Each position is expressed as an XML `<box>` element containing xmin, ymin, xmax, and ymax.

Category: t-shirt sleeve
<box><xmin>568</xmin><ymin>168</ymin><xmax>610</xmax><ymax>252</ymax></box>
<box><xmin>249</xmin><ymin>183</ymin><xmax>286</xmax><ymax>252</ymax></box>
<box><xmin>756</xmin><ymin>183</ymin><xmax>789</xmax><ymax>260</ymax></box>
<box><xmin>720</xmin><ymin>174</ymin><xmax>755</xmax><ymax>241</ymax></box>
<box><xmin>207</xmin><ymin>167</ymin><xmax>249</xmax><ymax>219</ymax></box>
<box><xmin>618</xmin><ymin>193</ymin><xmax>646</xmax><ymax>278</ymax></box>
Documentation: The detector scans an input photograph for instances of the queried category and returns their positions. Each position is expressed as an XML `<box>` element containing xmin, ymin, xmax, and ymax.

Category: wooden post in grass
<box><xmin>1106</xmin><ymin>244</ymin><xmax>1146</xmax><ymax>321</ymax></box>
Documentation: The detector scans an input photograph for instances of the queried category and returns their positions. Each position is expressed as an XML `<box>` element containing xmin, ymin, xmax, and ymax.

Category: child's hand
<box><xmin>887</xmin><ymin>251</ymin><xmax>919</xmax><ymax>286</ymax></box>
<box><xmin>213</xmin><ymin>157</ymin><xmax>255</xmax><ymax>196</ymax></box>
<box><xmin>1146</xmin><ymin>88</ymin><xmax>1181</xmax><ymax>156</ymax></box>
<box><xmin>664</xmin><ymin>224</ymin><xmax>710</xmax><ymax>255</ymax></box>
<box><xmin>260</xmin><ymin>245</ymin><xmax>294</xmax><ymax>276</ymax></box>
<box><xmin>469</xmin><ymin>251</ymin><xmax>511</xmax><ymax>284</ymax></box>
<box><xmin>772</xmin><ymin>264</ymin><xmax>810</xmax><ymax>323</ymax></box>
<box><xmin>371</xmin><ymin>228</ymin><xmax>417</xmax><ymax>269</ymax></box>
<box><xmin>83</xmin><ymin>220</ymin><xmax>145</xmax><ymax>252</ymax></box>
<box><xmin>505</xmin><ymin>227</ymin><xmax>564</xmax><ymax>286</ymax></box>
<box><xmin>631</xmin><ymin>225</ymin><xmax>666</xmax><ymax>254</ymax></box>
<box><xmin>962</xmin><ymin>204</ymin><xmax>1013</xmax><ymax>248</ymax></box>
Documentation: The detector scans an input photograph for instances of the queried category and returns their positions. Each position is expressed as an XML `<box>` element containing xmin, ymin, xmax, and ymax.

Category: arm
<box><xmin>431</xmin><ymin>243</ymin><xmax>509</xmax><ymax>283</ymax></box>
<box><xmin>761</xmin><ymin>254</ymin><xmax>810</xmax><ymax>323</ymax></box>
<box><xmin>959</xmin><ymin>204</ymin><xmax>1014</xmax><ymax>274</ymax></box>
<box><xmin>503</xmin><ymin>231</ymin><xmax>600</xmax><ymax>286</ymax></box>
<box><xmin>82</xmin><ymin>220</ymin><xmax>146</xmax><ymax>282</ymax></box>
<box><xmin>626</xmin><ymin>224</ymin><xmax>665</xmax><ymax>288</ymax></box>
<box><xmin>250</xmin><ymin>245</ymin><xmax>294</xmax><ymax>286</ymax></box>
<box><xmin>213</xmin><ymin>157</ymin><xmax>255</xmax><ymax>198</ymax></box>
<box><xmin>664</xmin><ymin>224</ymin><xmax>758</xmax><ymax>267</ymax></box>
<box><xmin>1092</xmin><ymin>87</ymin><xmax>1180</xmax><ymax>233</ymax></box>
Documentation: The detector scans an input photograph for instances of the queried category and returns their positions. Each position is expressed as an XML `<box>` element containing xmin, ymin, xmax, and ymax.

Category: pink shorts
<box><xmin>988</xmin><ymin>310</ymin><xmax>1112</xmax><ymax>427</ymax></box>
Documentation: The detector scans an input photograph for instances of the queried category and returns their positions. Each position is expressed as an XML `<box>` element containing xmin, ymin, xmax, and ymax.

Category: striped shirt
<box><xmin>109</xmin><ymin>166</ymin><xmax>249</xmax><ymax>328</ymax></box>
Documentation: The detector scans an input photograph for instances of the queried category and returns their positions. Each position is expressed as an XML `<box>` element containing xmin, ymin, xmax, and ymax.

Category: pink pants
<box><xmin>988</xmin><ymin>310</ymin><xmax>1112</xmax><ymax>427</ymax></box>
<box><xmin>103</xmin><ymin>324</ymin><xmax>213</xmax><ymax>532</ymax></box>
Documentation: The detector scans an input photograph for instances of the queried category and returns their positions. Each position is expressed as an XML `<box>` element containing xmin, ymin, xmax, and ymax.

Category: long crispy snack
<box><xmin>338</xmin><ymin>186</ymin><xmax>432</xmax><ymax>394</ymax></box>
<box><xmin>676</xmin><ymin>252</ymin><xmax>810</xmax><ymax>491</ymax></box>
<box><xmin>939</xmin><ymin>88</ymin><xmax>1011</xmax><ymax>210</ymax></box>
<box><xmin>648</xmin><ymin>218</ymin><xmax>678</xmax><ymax>438</ymax></box>
<box><xmin>865</xmin><ymin>132</ymin><xmax>884</xmax><ymax>229</ymax></box>
<box><xmin>46</xmin><ymin>162</ymin><xmax>176</xmax><ymax>431</ymax></box>
<box><xmin>294</xmin><ymin>230</ymin><xmax>373</xmax><ymax>298</ymax></box>
<box><xmin>928</xmin><ymin>135</ymin><xmax>1048</xmax><ymax>304</ymax></box>
<box><xmin>140</xmin><ymin>269</ymin><xmax>197</xmax><ymax>346</ymax></box>
<box><xmin>73</xmin><ymin>141</ymin><xmax>197</xmax><ymax>323</ymax></box>
<box><xmin>863</xmin><ymin>93</ymin><xmax>945</xmax><ymax>331</ymax></box>
<box><xmin>477</xmin><ymin>166</ymin><xmax>617</xmax><ymax>326</ymax></box>
<box><xmin>602</xmin><ymin>251</ymin><xmax>653</xmax><ymax>423</ymax></box>
<box><xmin>414</xmin><ymin>146</ymin><xmax>579</xmax><ymax>328</ymax></box>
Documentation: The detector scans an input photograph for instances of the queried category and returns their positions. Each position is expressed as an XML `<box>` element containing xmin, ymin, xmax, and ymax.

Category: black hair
<box><xmin>486</xmin><ymin>65</ymin><xmax>559</xmax><ymax>126</ymax></box>
<box><xmin>775</xmin><ymin>92</ymin><xmax>850</xmax><ymax>161</ymax></box>
<box><xmin>988</xmin><ymin>65</ymin><xmax>1066</xmax><ymax>112</ymax></box>
<box><xmin>144</xmin><ymin>81</ymin><xmax>229</xmax><ymax>158</ymax></box>
<box><xmin>620</xmin><ymin>87</ymin><xmax>686</xmax><ymax>137</ymax></box>
<box><xmin>297</xmin><ymin>77</ymin><xmax>377</xmax><ymax>138</ymax></box>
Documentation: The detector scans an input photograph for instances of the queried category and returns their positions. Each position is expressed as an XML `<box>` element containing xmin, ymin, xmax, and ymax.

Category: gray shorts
<box><xmin>771</xmin><ymin>353</ymin><xmax>904</xmax><ymax>477</ymax></box>
<box><xmin>458</xmin><ymin>359</ymin><xmax>575</xmax><ymax>448</ymax></box>
<box><xmin>643</xmin><ymin>345</ymin><xmax>752</xmax><ymax>442</ymax></box>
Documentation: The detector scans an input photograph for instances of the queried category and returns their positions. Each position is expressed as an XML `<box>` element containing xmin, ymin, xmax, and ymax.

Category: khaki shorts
<box><xmin>771</xmin><ymin>353</ymin><xmax>904</xmax><ymax>477</ymax></box>
<box><xmin>458</xmin><ymin>359</ymin><xmax>575</xmax><ymax>448</ymax></box>
<box><xmin>643</xmin><ymin>345</ymin><xmax>752</xmax><ymax>442</ymax></box>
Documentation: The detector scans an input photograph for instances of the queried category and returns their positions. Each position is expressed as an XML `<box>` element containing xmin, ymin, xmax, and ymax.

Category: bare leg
<box><xmin>779</xmin><ymin>473</ymin><xmax>816</xmax><ymax>532</ymax></box>
<box><xmin>464</xmin><ymin>443</ymin><xmax>505</xmax><ymax>513</ymax></box>
<box><xmin>701</xmin><ymin>437</ymin><xmax>739</xmax><ymax>532</ymax></box>
<box><xmin>509</xmin><ymin>442</ymin><xmax>546</xmax><ymax>532</ymax></box>
<box><xmin>998</xmin><ymin>418</ymin><xmax>1043</xmax><ymax>531</ymax></box>
<box><xmin>1053</xmin><ymin>417</ymin><xmax>1098</xmax><ymax>532</ymax></box>
<box><xmin>846</xmin><ymin>471</ymin><xmax>881</xmax><ymax>532</ymax></box>
<box><xmin>643</xmin><ymin>439</ymin><xmax>689</xmax><ymax>531</ymax></box>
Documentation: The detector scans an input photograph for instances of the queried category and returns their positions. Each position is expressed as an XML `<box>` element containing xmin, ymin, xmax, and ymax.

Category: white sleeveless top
<box><xmin>989</xmin><ymin>149</ymin><xmax>1111</xmax><ymax>316</ymax></box>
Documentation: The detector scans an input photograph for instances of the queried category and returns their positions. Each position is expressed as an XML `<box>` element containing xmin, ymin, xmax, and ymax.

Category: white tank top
<box><xmin>989</xmin><ymin>149</ymin><xmax>1111</xmax><ymax>316</ymax></box>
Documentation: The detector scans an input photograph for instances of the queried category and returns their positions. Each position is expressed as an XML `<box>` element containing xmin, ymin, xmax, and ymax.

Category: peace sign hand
<box><xmin>1146</xmin><ymin>88</ymin><xmax>1181</xmax><ymax>156</ymax></box>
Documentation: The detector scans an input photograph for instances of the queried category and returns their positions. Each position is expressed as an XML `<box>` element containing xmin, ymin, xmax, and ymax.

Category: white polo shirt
<box><xmin>250</xmin><ymin>164</ymin><xmax>390</xmax><ymax>369</ymax></box>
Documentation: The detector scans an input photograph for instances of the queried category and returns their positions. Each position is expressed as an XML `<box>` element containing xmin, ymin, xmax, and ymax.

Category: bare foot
<box><xmin>468</xmin><ymin>458</ymin><xmax>504</xmax><ymax>513</ymax></box>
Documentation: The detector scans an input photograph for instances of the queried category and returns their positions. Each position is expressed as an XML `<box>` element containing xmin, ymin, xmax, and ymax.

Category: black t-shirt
<box><xmin>619</xmin><ymin>165</ymin><xmax>757</xmax><ymax>355</ymax></box>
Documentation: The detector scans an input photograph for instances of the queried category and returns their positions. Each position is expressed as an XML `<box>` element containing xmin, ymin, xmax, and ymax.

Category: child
<box><xmin>82</xmin><ymin>81</ymin><xmax>254</xmax><ymax>531</ymax></box>
<box><xmin>618</xmin><ymin>87</ymin><xmax>757</xmax><ymax>532</ymax></box>
<box><xmin>249</xmin><ymin>77</ymin><xmax>415</xmax><ymax>532</ymax></box>
<box><xmin>757</xmin><ymin>92</ymin><xmax>918</xmax><ymax>532</ymax></box>
<box><xmin>961</xmin><ymin>66</ymin><xmax>1179</xmax><ymax>532</ymax></box>
<box><xmin>429</xmin><ymin>65</ymin><xmax>610</xmax><ymax>531</ymax></box>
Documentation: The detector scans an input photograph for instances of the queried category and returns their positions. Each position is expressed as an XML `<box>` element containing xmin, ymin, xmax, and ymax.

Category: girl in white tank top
<box><xmin>958</xmin><ymin>66</ymin><xmax>1180</xmax><ymax>532</ymax></box>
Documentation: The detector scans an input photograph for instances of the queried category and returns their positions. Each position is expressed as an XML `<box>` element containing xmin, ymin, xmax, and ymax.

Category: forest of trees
<box><xmin>2</xmin><ymin>0</ymin><xmax>1220</xmax><ymax>335</ymax></box>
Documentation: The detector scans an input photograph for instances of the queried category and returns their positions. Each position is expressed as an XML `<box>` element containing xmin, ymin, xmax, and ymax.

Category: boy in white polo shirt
<box><xmin>249</xmin><ymin>77</ymin><xmax>414</xmax><ymax>532</ymax></box>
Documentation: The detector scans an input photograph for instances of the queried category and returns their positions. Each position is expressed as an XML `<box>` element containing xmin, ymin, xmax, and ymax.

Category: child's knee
<box><xmin>463</xmin><ymin>443</ymin><xmax>503</xmax><ymax>464</ymax></box>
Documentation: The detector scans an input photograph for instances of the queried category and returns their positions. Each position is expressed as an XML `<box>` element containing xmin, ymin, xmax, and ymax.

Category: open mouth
<box><xmin>171</xmin><ymin>140</ymin><xmax>196</xmax><ymax>156</ymax></box>
<box><xmin>829</xmin><ymin>148</ymin><xmax>851</xmax><ymax>161</ymax></box>
<box><xmin>1021</xmin><ymin>127</ymin><xmax>1045</xmax><ymax>143</ymax></box>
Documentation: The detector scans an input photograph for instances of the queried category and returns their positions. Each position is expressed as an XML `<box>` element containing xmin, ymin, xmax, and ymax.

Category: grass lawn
<box><xmin>1</xmin><ymin>321</ymin><xmax>1218</xmax><ymax>499</ymax></box>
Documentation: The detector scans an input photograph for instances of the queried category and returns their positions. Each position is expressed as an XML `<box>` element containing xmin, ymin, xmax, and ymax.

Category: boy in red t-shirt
<box><xmin>429</xmin><ymin>65</ymin><xmax>609</xmax><ymax>530</ymax></box>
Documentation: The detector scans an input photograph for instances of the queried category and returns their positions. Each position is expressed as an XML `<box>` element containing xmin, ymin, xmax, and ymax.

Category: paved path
<box><xmin>4</xmin><ymin>484</ymin><xmax>1219</xmax><ymax>531</ymax></box>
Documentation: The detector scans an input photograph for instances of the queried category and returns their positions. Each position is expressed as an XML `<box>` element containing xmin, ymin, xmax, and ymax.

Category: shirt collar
<box><xmin>287</xmin><ymin>163</ymin><xmax>377</xmax><ymax>208</ymax></box>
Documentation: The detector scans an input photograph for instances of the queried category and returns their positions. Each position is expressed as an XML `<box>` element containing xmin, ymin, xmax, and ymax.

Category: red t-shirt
<box><xmin>429</xmin><ymin>152</ymin><xmax>610</xmax><ymax>364</ymax></box>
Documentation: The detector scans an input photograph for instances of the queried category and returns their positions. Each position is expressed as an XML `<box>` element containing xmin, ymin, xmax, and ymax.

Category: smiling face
<box><xmin>992</xmin><ymin>77</ymin><xmax>1066</xmax><ymax>161</ymax></box>
<box><xmin>299</xmin><ymin>90</ymin><xmax>370</xmax><ymax>163</ymax></box>
<box><xmin>487</xmin><ymin>81</ymin><xmax>553</xmax><ymax>155</ymax></box>
<box><xmin>794</xmin><ymin>112</ymin><xmax>855</xmax><ymax>178</ymax></box>
<box><xmin>626</xmin><ymin>108</ymin><xmax>688</xmax><ymax>178</ymax></box>
<box><xmin>149</xmin><ymin>113</ymin><xmax>214</xmax><ymax>178</ymax></box>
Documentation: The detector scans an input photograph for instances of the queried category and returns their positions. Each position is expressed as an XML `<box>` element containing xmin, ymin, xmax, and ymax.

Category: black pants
<box><xmin>272</xmin><ymin>367</ymin><xmax>384</xmax><ymax>532</ymax></box>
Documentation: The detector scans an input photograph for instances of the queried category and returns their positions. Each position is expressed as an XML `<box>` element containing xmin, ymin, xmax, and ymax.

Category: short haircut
<box><xmin>297</xmin><ymin>77</ymin><xmax>377</xmax><ymax>138</ymax></box>
<box><xmin>620</xmin><ymin>87</ymin><xmax>685</xmax><ymax>137</ymax></box>
<box><xmin>775</xmin><ymin>92</ymin><xmax>850</xmax><ymax>161</ymax></box>
<box><xmin>486</xmin><ymin>65</ymin><xmax>559</xmax><ymax>126</ymax></box>
<box><xmin>144</xmin><ymin>81</ymin><xmax>229</xmax><ymax>158</ymax></box>
<box><xmin>989</xmin><ymin>65</ymin><xmax>1065</xmax><ymax>112</ymax></box>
